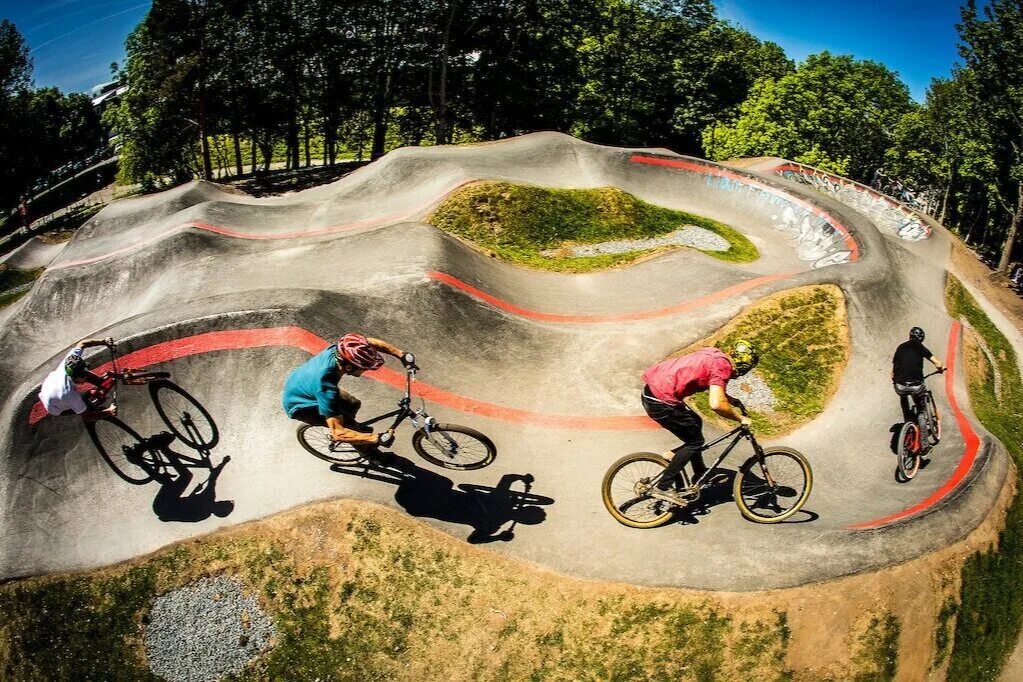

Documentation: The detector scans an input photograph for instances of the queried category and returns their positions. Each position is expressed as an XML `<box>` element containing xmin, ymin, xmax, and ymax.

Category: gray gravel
<box><xmin>541</xmin><ymin>226</ymin><xmax>730</xmax><ymax>257</ymax></box>
<box><xmin>728</xmin><ymin>372</ymin><xmax>777</xmax><ymax>411</ymax></box>
<box><xmin>144</xmin><ymin>575</ymin><xmax>275</xmax><ymax>682</ymax></box>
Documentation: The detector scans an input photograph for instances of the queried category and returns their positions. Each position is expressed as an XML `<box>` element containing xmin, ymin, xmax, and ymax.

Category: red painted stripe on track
<box><xmin>49</xmin><ymin>179</ymin><xmax>476</xmax><ymax>271</ymax></box>
<box><xmin>429</xmin><ymin>270</ymin><xmax>797</xmax><ymax>323</ymax></box>
<box><xmin>848</xmin><ymin>321</ymin><xmax>980</xmax><ymax>530</ymax></box>
<box><xmin>770</xmin><ymin>162</ymin><xmax>932</xmax><ymax>238</ymax></box>
<box><xmin>29</xmin><ymin>326</ymin><xmax>658</xmax><ymax>431</ymax></box>
<box><xmin>629</xmin><ymin>155</ymin><xmax>861</xmax><ymax>262</ymax></box>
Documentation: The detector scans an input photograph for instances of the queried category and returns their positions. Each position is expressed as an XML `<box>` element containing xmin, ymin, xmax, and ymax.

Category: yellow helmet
<box><xmin>729</xmin><ymin>339</ymin><xmax>759</xmax><ymax>376</ymax></box>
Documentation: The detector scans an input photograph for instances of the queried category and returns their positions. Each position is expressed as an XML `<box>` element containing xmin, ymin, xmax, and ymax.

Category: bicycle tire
<box><xmin>122</xmin><ymin>370</ymin><xmax>171</xmax><ymax>385</ymax></box>
<box><xmin>86</xmin><ymin>417</ymin><xmax>154</xmax><ymax>485</ymax></box>
<box><xmin>924</xmin><ymin>393</ymin><xmax>941</xmax><ymax>445</ymax></box>
<box><xmin>412</xmin><ymin>424</ymin><xmax>496</xmax><ymax>470</ymax></box>
<box><xmin>896</xmin><ymin>422</ymin><xmax>921</xmax><ymax>481</ymax></box>
<box><xmin>601</xmin><ymin>452</ymin><xmax>676</xmax><ymax>529</ymax></box>
<box><xmin>734</xmin><ymin>447</ymin><xmax>813</xmax><ymax>523</ymax></box>
<box><xmin>150</xmin><ymin>380</ymin><xmax>219</xmax><ymax>449</ymax></box>
<box><xmin>296</xmin><ymin>424</ymin><xmax>364</xmax><ymax>465</ymax></box>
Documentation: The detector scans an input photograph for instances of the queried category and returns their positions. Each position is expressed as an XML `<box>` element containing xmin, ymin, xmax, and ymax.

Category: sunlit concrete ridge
<box><xmin>0</xmin><ymin>132</ymin><xmax>1006</xmax><ymax>591</ymax></box>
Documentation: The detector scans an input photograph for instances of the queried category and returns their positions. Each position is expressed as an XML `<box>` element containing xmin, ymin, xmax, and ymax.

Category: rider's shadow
<box><xmin>150</xmin><ymin>444</ymin><xmax>234</xmax><ymax>523</ymax></box>
<box><xmin>330</xmin><ymin>455</ymin><xmax>554</xmax><ymax>543</ymax></box>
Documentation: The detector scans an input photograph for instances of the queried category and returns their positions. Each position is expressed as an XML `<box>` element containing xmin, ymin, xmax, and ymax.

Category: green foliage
<box><xmin>0</xmin><ymin>567</ymin><xmax>159</xmax><ymax>680</ymax></box>
<box><xmin>427</xmin><ymin>181</ymin><xmax>757</xmax><ymax>271</ymax></box>
<box><xmin>0</xmin><ymin>265</ymin><xmax>41</xmax><ymax>307</ymax></box>
<box><xmin>853</xmin><ymin>613</ymin><xmax>901</xmax><ymax>682</ymax></box>
<box><xmin>944</xmin><ymin>276</ymin><xmax>1023</xmax><ymax>681</ymax></box>
<box><xmin>703</xmin><ymin>52</ymin><xmax>913</xmax><ymax>181</ymax></box>
<box><xmin>690</xmin><ymin>286</ymin><xmax>848</xmax><ymax>437</ymax></box>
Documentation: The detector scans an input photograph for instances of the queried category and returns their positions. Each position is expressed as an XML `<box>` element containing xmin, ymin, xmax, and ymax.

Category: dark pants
<box><xmin>642</xmin><ymin>386</ymin><xmax>707</xmax><ymax>488</ymax></box>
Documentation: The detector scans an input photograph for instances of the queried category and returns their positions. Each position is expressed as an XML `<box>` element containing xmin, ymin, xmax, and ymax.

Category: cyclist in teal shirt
<box><xmin>283</xmin><ymin>333</ymin><xmax>415</xmax><ymax>451</ymax></box>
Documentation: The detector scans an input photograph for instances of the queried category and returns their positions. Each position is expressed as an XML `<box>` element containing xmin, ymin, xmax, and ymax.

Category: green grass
<box><xmin>687</xmin><ymin>285</ymin><xmax>849</xmax><ymax>437</ymax></box>
<box><xmin>944</xmin><ymin>275</ymin><xmax>1023</xmax><ymax>681</ymax></box>
<box><xmin>853</xmin><ymin>613</ymin><xmax>901</xmax><ymax>682</ymax></box>
<box><xmin>427</xmin><ymin>181</ymin><xmax>758</xmax><ymax>272</ymax></box>
<box><xmin>0</xmin><ymin>264</ymin><xmax>42</xmax><ymax>307</ymax></box>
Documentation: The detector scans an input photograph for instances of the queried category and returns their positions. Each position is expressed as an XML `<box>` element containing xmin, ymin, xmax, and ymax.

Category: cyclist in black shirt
<box><xmin>892</xmin><ymin>327</ymin><xmax>945</xmax><ymax>422</ymax></box>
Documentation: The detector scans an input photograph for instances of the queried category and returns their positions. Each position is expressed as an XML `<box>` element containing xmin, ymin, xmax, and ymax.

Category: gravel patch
<box><xmin>144</xmin><ymin>575</ymin><xmax>275</xmax><ymax>682</ymax></box>
<box><xmin>728</xmin><ymin>372</ymin><xmax>777</xmax><ymax>411</ymax></box>
<box><xmin>541</xmin><ymin>226</ymin><xmax>730</xmax><ymax>257</ymax></box>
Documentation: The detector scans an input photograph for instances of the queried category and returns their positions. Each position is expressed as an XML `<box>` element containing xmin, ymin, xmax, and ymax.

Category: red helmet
<box><xmin>335</xmin><ymin>333</ymin><xmax>384</xmax><ymax>370</ymax></box>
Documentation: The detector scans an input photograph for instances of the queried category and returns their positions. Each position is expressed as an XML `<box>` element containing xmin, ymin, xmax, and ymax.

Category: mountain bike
<box><xmin>894</xmin><ymin>371</ymin><xmax>943</xmax><ymax>482</ymax></box>
<box><xmin>601</xmin><ymin>406</ymin><xmax>812</xmax><ymax>527</ymax></box>
<box><xmin>84</xmin><ymin>341</ymin><xmax>220</xmax><ymax>482</ymax></box>
<box><xmin>296</xmin><ymin>363</ymin><xmax>496</xmax><ymax>470</ymax></box>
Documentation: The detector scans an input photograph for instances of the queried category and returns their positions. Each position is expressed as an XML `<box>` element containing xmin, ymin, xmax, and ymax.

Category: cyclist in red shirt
<box><xmin>641</xmin><ymin>340</ymin><xmax>759</xmax><ymax>503</ymax></box>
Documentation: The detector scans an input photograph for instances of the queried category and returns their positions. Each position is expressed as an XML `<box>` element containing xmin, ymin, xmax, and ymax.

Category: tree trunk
<box><xmin>435</xmin><ymin>2</ymin><xmax>458</xmax><ymax>146</ymax></box>
<box><xmin>304</xmin><ymin>118</ymin><xmax>311</xmax><ymax>167</ymax></box>
<box><xmin>997</xmin><ymin>183</ymin><xmax>1023</xmax><ymax>273</ymax></box>
<box><xmin>232</xmin><ymin>129</ymin><xmax>243</xmax><ymax>178</ymax></box>
<box><xmin>939</xmin><ymin>165</ymin><xmax>955</xmax><ymax>225</ymax></box>
<box><xmin>250</xmin><ymin>133</ymin><xmax>257</xmax><ymax>174</ymax></box>
<box><xmin>198</xmin><ymin>95</ymin><xmax>213</xmax><ymax>181</ymax></box>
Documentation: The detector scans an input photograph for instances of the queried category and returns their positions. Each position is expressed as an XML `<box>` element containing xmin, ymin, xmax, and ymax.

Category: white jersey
<box><xmin>39</xmin><ymin>348</ymin><xmax>88</xmax><ymax>416</ymax></box>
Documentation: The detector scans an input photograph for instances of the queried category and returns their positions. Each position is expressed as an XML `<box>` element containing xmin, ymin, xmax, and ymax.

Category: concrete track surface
<box><xmin>0</xmin><ymin>132</ymin><xmax>1007</xmax><ymax>590</ymax></box>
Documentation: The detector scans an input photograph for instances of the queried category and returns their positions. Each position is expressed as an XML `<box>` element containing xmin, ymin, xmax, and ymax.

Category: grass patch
<box><xmin>852</xmin><ymin>613</ymin><xmax>901</xmax><ymax>681</ymax></box>
<box><xmin>0</xmin><ymin>264</ymin><xmax>42</xmax><ymax>307</ymax></box>
<box><xmin>944</xmin><ymin>275</ymin><xmax>1023</xmax><ymax>681</ymax></box>
<box><xmin>681</xmin><ymin>285</ymin><xmax>849</xmax><ymax>438</ymax></box>
<box><xmin>0</xmin><ymin>502</ymin><xmax>794</xmax><ymax>681</ymax></box>
<box><xmin>427</xmin><ymin>181</ymin><xmax>758</xmax><ymax>272</ymax></box>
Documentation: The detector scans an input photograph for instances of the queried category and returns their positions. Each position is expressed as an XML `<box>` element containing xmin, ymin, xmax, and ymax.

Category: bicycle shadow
<box><xmin>672</xmin><ymin>470</ymin><xmax>738</xmax><ymax>525</ymax></box>
<box><xmin>87</xmin><ymin>419</ymin><xmax>233</xmax><ymax>522</ymax></box>
<box><xmin>329</xmin><ymin>454</ymin><xmax>554</xmax><ymax>543</ymax></box>
<box><xmin>673</xmin><ymin>470</ymin><xmax>820</xmax><ymax>525</ymax></box>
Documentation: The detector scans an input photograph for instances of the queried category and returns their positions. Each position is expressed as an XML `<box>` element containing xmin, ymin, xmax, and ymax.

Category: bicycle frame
<box><xmin>357</xmin><ymin>366</ymin><xmax>454</xmax><ymax>451</ymax></box>
<box><xmin>663</xmin><ymin>425</ymin><xmax>765</xmax><ymax>490</ymax></box>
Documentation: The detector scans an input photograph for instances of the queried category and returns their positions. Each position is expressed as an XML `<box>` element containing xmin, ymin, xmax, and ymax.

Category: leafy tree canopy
<box><xmin>702</xmin><ymin>51</ymin><xmax>913</xmax><ymax>180</ymax></box>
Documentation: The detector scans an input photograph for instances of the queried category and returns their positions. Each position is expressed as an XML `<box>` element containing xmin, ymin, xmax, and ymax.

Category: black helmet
<box><xmin>909</xmin><ymin>327</ymin><xmax>925</xmax><ymax>342</ymax></box>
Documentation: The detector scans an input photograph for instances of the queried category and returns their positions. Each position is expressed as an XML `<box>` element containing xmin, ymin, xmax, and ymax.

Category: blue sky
<box><xmin>2</xmin><ymin>0</ymin><xmax>964</xmax><ymax>101</ymax></box>
<box><xmin>1</xmin><ymin>0</ymin><xmax>150</xmax><ymax>94</ymax></box>
<box><xmin>717</xmin><ymin>0</ymin><xmax>965</xmax><ymax>101</ymax></box>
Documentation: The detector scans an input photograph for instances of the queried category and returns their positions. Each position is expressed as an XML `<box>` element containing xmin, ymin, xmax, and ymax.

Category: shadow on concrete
<box><xmin>673</xmin><ymin>469</ymin><xmax>820</xmax><ymax>525</ymax></box>
<box><xmin>87</xmin><ymin>412</ymin><xmax>233</xmax><ymax>523</ymax></box>
<box><xmin>330</xmin><ymin>454</ymin><xmax>553</xmax><ymax>543</ymax></box>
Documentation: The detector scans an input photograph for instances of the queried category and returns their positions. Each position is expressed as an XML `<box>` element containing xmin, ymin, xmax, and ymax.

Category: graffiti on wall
<box><xmin>778</xmin><ymin>168</ymin><xmax>931</xmax><ymax>241</ymax></box>
<box><xmin>702</xmin><ymin>174</ymin><xmax>854</xmax><ymax>269</ymax></box>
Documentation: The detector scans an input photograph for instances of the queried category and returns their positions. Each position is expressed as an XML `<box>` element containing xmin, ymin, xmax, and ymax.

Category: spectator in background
<box><xmin>1010</xmin><ymin>263</ymin><xmax>1023</xmax><ymax>290</ymax></box>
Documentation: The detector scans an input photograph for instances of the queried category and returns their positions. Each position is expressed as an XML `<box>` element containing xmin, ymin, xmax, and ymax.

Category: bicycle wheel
<box><xmin>601</xmin><ymin>452</ymin><xmax>676</xmax><ymax>529</ymax></box>
<box><xmin>896</xmin><ymin>422</ymin><xmax>921</xmax><ymax>481</ymax></box>
<box><xmin>86</xmin><ymin>417</ymin><xmax>154</xmax><ymax>485</ymax></box>
<box><xmin>150</xmin><ymin>381</ymin><xmax>219</xmax><ymax>449</ymax></box>
<box><xmin>296</xmin><ymin>424</ymin><xmax>364</xmax><ymax>465</ymax></box>
<box><xmin>412</xmin><ymin>424</ymin><xmax>496</xmax><ymax>470</ymax></box>
<box><xmin>924</xmin><ymin>393</ymin><xmax>941</xmax><ymax>445</ymax></box>
<box><xmin>734</xmin><ymin>447</ymin><xmax>812</xmax><ymax>523</ymax></box>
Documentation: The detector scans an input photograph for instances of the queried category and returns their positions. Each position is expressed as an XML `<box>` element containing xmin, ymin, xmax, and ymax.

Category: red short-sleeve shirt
<box><xmin>642</xmin><ymin>348</ymin><xmax>733</xmax><ymax>405</ymax></box>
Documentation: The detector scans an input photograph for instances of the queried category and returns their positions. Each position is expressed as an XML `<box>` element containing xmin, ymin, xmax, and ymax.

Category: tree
<box><xmin>958</xmin><ymin>0</ymin><xmax>1023</xmax><ymax>273</ymax></box>
<box><xmin>703</xmin><ymin>52</ymin><xmax>913</xmax><ymax>180</ymax></box>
